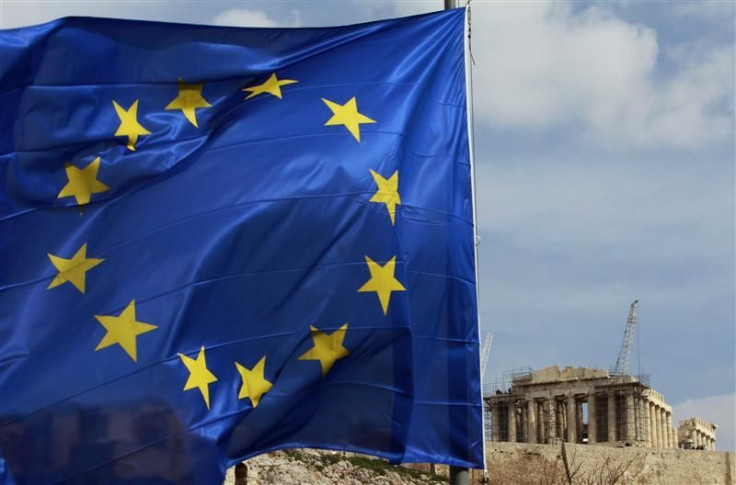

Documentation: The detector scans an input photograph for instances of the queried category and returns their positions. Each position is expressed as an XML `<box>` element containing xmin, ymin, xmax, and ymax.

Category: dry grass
<box><xmin>484</xmin><ymin>444</ymin><xmax>644</xmax><ymax>485</ymax></box>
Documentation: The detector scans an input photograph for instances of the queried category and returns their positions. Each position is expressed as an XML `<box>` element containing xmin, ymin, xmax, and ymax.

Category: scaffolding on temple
<box><xmin>483</xmin><ymin>366</ymin><xmax>676</xmax><ymax>449</ymax></box>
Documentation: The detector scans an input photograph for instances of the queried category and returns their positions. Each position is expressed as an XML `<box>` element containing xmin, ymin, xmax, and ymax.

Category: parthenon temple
<box><xmin>484</xmin><ymin>366</ymin><xmax>710</xmax><ymax>449</ymax></box>
<box><xmin>678</xmin><ymin>417</ymin><xmax>717</xmax><ymax>450</ymax></box>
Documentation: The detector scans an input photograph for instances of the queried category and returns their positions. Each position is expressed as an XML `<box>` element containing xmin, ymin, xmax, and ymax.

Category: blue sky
<box><xmin>2</xmin><ymin>0</ymin><xmax>734</xmax><ymax>450</ymax></box>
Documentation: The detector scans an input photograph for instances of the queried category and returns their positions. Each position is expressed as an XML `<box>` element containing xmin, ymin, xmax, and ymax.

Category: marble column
<box><xmin>508</xmin><ymin>401</ymin><xmax>517</xmax><ymax>443</ymax></box>
<box><xmin>639</xmin><ymin>396</ymin><xmax>649</xmax><ymax>444</ymax></box>
<box><xmin>588</xmin><ymin>394</ymin><xmax>597</xmax><ymax>444</ymax></box>
<box><xmin>567</xmin><ymin>395</ymin><xmax>577</xmax><ymax>443</ymax></box>
<box><xmin>669</xmin><ymin>426</ymin><xmax>674</xmax><ymax>448</ymax></box>
<box><xmin>548</xmin><ymin>399</ymin><xmax>558</xmax><ymax>443</ymax></box>
<box><xmin>625</xmin><ymin>391</ymin><xmax>635</xmax><ymax>442</ymax></box>
<box><xmin>641</xmin><ymin>396</ymin><xmax>652</xmax><ymax>447</ymax></box>
<box><xmin>555</xmin><ymin>399</ymin><xmax>564</xmax><ymax>441</ymax></box>
<box><xmin>607</xmin><ymin>392</ymin><xmax>617</xmax><ymax>442</ymax></box>
<box><xmin>648</xmin><ymin>402</ymin><xmax>655</xmax><ymax>447</ymax></box>
<box><xmin>652</xmin><ymin>404</ymin><xmax>662</xmax><ymax>448</ymax></box>
<box><xmin>527</xmin><ymin>400</ymin><xmax>537</xmax><ymax>444</ymax></box>
<box><xmin>576</xmin><ymin>399</ymin><xmax>584</xmax><ymax>443</ymax></box>
<box><xmin>491</xmin><ymin>403</ymin><xmax>500</xmax><ymax>442</ymax></box>
<box><xmin>661</xmin><ymin>410</ymin><xmax>667</xmax><ymax>447</ymax></box>
<box><xmin>662</xmin><ymin>411</ymin><xmax>669</xmax><ymax>448</ymax></box>
<box><xmin>538</xmin><ymin>399</ymin><xmax>545</xmax><ymax>443</ymax></box>
<box><xmin>659</xmin><ymin>409</ymin><xmax>666</xmax><ymax>449</ymax></box>
<box><xmin>519</xmin><ymin>404</ymin><xmax>527</xmax><ymax>443</ymax></box>
<box><xmin>652</xmin><ymin>407</ymin><xmax>658</xmax><ymax>448</ymax></box>
<box><xmin>652</xmin><ymin>405</ymin><xmax>660</xmax><ymax>448</ymax></box>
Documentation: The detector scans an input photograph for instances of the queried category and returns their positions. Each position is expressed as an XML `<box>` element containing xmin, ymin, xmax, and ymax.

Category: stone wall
<box><xmin>223</xmin><ymin>444</ymin><xmax>735</xmax><ymax>484</ymax></box>
<box><xmin>483</xmin><ymin>442</ymin><xmax>735</xmax><ymax>485</ymax></box>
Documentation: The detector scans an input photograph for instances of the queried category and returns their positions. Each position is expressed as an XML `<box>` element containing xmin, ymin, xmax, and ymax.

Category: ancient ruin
<box><xmin>484</xmin><ymin>365</ymin><xmax>715</xmax><ymax>450</ymax></box>
<box><xmin>677</xmin><ymin>417</ymin><xmax>717</xmax><ymax>450</ymax></box>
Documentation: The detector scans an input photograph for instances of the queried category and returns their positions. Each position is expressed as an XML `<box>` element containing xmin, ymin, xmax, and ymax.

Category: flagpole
<box><xmin>445</xmin><ymin>0</ymin><xmax>472</xmax><ymax>484</ymax></box>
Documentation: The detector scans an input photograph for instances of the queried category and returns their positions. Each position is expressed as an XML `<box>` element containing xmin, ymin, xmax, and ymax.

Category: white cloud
<box><xmin>468</xmin><ymin>2</ymin><xmax>733</xmax><ymax>148</ymax></box>
<box><xmin>0</xmin><ymin>3</ymin><xmax>302</xmax><ymax>29</ymax></box>
<box><xmin>670</xmin><ymin>2</ymin><xmax>736</xmax><ymax>18</ymax></box>
<box><xmin>673</xmin><ymin>393</ymin><xmax>735</xmax><ymax>451</ymax></box>
<box><xmin>0</xmin><ymin>0</ymin><xmax>159</xmax><ymax>28</ymax></box>
<box><xmin>211</xmin><ymin>8</ymin><xmax>301</xmax><ymax>28</ymax></box>
<box><xmin>474</xmin><ymin>159</ymin><xmax>733</xmax><ymax>255</ymax></box>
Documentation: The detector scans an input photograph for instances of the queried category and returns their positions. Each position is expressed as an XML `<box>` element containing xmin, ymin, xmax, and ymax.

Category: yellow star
<box><xmin>369</xmin><ymin>169</ymin><xmax>401</xmax><ymax>225</ymax></box>
<box><xmin>243</xmin><ymin>73</ymin><xmax>298</xmax><ymax>100</ymax></box>
<box><xmin>179</xmin><ymin>346</ymin><xmax>218</xmax><ymax>410</ymax></box>
<box><xmin>57</xmin><ymin>157</ymin><xmax>109</xmax><ymax>206</ymax></box>
<box><xmin>322</xmin><ymin>96</ymin><xmax>376</xmax><ymax>142</ymax></box>
<box><xmin>94</xmin><ymin>300</ymin><xmax>157</xmax><ymax>362</ymax></box>
<box><xmin>165</xmin><ymin>79</ymin><xmax>211</xmax><ymax>128</ymax></box>
<box><xmin>47</xmin><ymin>243</ymin><xmax>104</xmax><ymax>294</ymax></box>
<box><xmin>358</xmin><ymin>256</ymin><xmax>406</xmax><ymax>315</ymax></box>
<box><xmin>235</xmin><ymin>356</ymin><xmax>273</xmax><ymax>407</ymax></box>
<box><xmin>113</xmin><ymin>99</ymin><xmax>151</xmax><ymax>151</ymax></box>
<box><xmin>299</xmin><ymin>324</ymin><xmax>350</xmax><ymax>377</ymax></box>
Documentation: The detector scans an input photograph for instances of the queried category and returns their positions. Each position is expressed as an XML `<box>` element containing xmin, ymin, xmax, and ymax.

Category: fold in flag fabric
<box><xmin>0</xmin><ymin>8</ymin><xmax>482</xmax><ymax>484</ymax></box>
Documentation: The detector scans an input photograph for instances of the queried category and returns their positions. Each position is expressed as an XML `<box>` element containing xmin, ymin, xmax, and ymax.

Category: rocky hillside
<box><xmin>223</xmin><ymin>444</ymin><xmax>736</xmax><ymax>485</ymax></box>
<box><xmin>223</xmin><ymin>449</ymin><xmax>447</xmax><ymax>485</ymax></box>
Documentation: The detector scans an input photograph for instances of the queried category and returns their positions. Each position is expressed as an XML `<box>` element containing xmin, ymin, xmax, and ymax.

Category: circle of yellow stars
<box><xmin>46</xmin><ymin>70</ymin><xmax>409</xmax><ymax>411</ymax></box>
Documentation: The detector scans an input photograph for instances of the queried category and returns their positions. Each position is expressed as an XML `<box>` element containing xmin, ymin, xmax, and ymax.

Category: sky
<box><xmin>2</xmin><ymin>0</ymin><xmax>734</xmax><ymax>450</ymax></box>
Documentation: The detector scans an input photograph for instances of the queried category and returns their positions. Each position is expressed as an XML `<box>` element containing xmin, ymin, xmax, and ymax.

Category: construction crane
<box><xmin>614</xmin><ymin>300</ymin><xmax>639</xmax><ymax>376</ymax></box>
<box><xmin>479</xmin><ymin>333</ymin><xmax>494</xmax><ymax>443</ymax></box>
<box><xmin>480</xmin><ymin>333</ymin><xmax>493</xmax><ymax>379</ymax></box>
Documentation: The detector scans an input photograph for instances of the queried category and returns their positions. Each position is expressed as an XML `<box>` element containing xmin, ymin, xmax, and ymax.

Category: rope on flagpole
<box><xmin>462</xmin><ymin>0</ymin><xmax>487</xmax><ymax>483</ymax></box>
<box><xmin>467</xmin><ymin>0</ymin><xmax>476</xmax><ymax>65</ymax></box>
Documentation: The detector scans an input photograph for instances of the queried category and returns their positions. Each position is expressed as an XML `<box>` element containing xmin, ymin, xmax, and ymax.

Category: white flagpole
<box><xmin>446</xmin><ymin>0</ymin><xmax>477</xmax><ymax>484</ymax></box>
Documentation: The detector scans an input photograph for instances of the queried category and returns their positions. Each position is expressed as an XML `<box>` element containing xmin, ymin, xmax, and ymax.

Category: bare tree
<box><xmin>560</xmin><ymin>443</ymin><xmax>584</xmax><ymax>485</ymax></box>
<box><xmin>577</xmin><ymin>454</ymin><xmax>643</xmax><ymax>485</ymax></box>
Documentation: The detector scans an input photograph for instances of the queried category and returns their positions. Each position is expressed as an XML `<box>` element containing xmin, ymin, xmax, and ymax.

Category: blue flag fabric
<box><xmin>0</xmin><ymin>8</ymin><xmax>482</xmax><ymax>484</ymax></box>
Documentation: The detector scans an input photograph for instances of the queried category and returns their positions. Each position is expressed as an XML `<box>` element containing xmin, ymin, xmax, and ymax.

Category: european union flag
<box><xmin>0</xmin><ymin>8</ymin><xmax>482</xmax><ymax>483</ymax></box>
